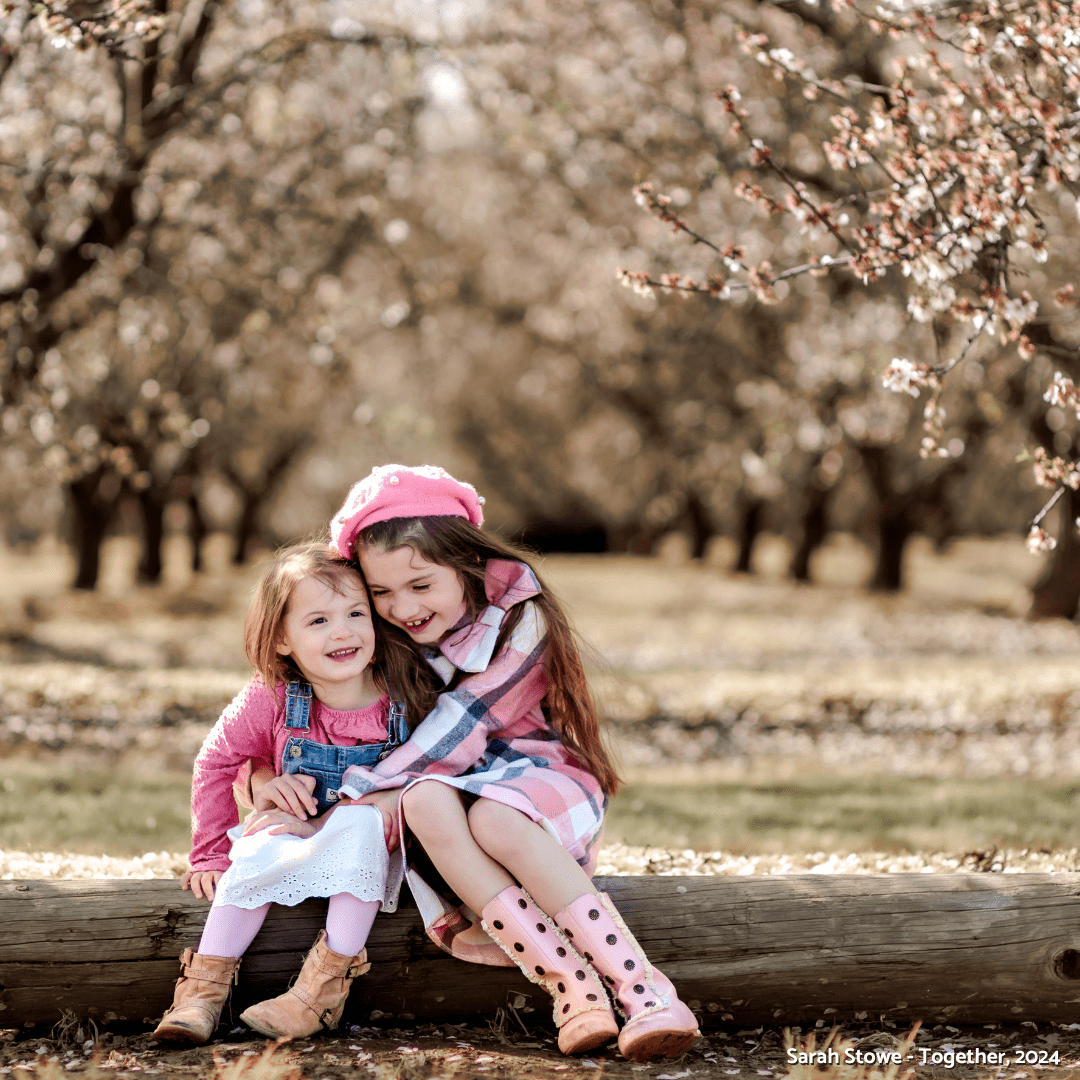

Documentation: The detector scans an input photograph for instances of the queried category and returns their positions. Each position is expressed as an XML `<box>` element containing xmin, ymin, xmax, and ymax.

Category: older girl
<box><xmin>327</xmin><ymin>465</ymin><xmax>699</xmax><ymax>1062</ymax></box>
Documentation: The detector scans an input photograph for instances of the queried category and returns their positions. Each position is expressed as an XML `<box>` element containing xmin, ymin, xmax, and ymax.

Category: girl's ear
<box><xmin>276</xmin><ymin>638</ymin><xmax>292</xmax><ymax>657</ymax></box>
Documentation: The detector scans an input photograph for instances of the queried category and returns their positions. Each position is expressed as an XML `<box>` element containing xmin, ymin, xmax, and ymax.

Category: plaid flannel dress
<box><xmin>337</xmin><ymin>559</ymin><xmax>607</xmax><ymax>966</ymax></box>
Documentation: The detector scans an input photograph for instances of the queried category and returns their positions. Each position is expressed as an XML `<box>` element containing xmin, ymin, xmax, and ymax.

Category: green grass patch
<box><xmin>5</xmin><ymin>762</ymin><xmax>1080</xmax><ymax>859</ymax></box>
<box><xmin>606</xmin><ymin>776</ymin><xmax>1080</xmax><ymax>853</ymax></box>
<box><xmin>0</xmin><ymin>760</ymin><xmax>192</xmax><ymax>857</ymax></box>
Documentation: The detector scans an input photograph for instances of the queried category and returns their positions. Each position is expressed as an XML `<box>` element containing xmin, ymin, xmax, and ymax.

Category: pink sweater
<box><xmin>189</xmin><ymin>676</ymin><xmax>390</xmax><ymax>872</ymax></box>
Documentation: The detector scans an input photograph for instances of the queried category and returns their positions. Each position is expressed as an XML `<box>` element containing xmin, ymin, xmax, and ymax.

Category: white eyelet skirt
<box><xmin>213</xmin><ymin>803</ymin><xmax>404</xmax><ymax>912</ymax></box>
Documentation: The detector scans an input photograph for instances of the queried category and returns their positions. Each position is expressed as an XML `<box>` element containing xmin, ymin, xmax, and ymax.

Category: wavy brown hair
<box><xmin>355</xmin><ymin>516</ymin><xmax>620</xmax><ymax>796</ymax></box>
<box><xmin>244</xmin><ymin>540</ymin><xmax>440</xmax><ymax>728</ymax></box>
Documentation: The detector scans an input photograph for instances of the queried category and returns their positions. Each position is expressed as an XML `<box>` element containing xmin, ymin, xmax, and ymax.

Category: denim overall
<box><xmin>281</xmin><ymin>680</ymin><xmax>408</xmax><ymax>814</ymax></box>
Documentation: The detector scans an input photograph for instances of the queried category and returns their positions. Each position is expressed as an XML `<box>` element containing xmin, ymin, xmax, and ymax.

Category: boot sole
<box><xmin>239</xmin><ymin>1010</ymin><xmax>294</xmax><ymax>1040</ymax></box>
<box><xmin>560</xmin><ymin>1021</ymin><xmax>620</xmax><ymax>1055</ymax></box>
<box><xmin>152</xmin><ymin>1026</ymin><xmax>211</xmax><ymax>1045</ymax></box>
<box><xmin>620</xmin><ymin>1029</ymin><xmax>699</xmax><ymax>1062</ymax></box>
<box><xmin>564</xmin><ymin>1031</ymin><xmax>618</xmax><ymax>1054</ymax></box>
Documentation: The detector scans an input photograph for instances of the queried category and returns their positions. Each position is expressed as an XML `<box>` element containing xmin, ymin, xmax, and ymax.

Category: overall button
<box><xmin>326</xmin><ymin>790</ymin><xmax>339</xmax><ymax>802</ymax></box>
<box><xmin>290</xmin><ymin>745</ymin><xmax>302</xmax><ymax>758</ymax></box>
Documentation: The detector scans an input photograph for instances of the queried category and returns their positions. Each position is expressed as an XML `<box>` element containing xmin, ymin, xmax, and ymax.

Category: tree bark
<box><xmin>1029</xmin><ymin>487</ymin><xmax>1080</xmax><ymax>620</ymax></box>
<box><xmin>8</xmin><ymin>874</ymin><xmax>1080</xmax><ymax>1030</ymax></box>
<box><xmin>67</xmin><ymin>471</ymin><xmax>118</xmax><ymax>591</ymax></box>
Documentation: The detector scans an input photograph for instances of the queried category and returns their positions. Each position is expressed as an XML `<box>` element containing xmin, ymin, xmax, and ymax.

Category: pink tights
<box><xmin>198</xmin><ymin>893</ymin><xmax>381</xmax><ymax>958</ymax></box>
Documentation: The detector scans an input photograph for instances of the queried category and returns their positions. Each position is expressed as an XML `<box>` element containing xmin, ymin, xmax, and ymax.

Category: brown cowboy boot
<box><xmin>240</xmin><ymin>930</ymin><xmax>369</xmax><ymax>1039</ymax></box>
<box><xmin>153</xmin><ymin>950</ymin><xmax>240</xmax><ymax>1044</ymax></box>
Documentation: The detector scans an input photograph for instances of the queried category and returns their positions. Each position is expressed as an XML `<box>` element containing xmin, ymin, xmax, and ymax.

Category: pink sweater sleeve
<box><xmin>188</xmin><ymin>678</ymin><xmax>279</xmax><ymax>873</ymax></box>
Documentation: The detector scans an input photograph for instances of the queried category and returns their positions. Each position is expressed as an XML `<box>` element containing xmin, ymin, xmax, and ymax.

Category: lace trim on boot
<box><xmin>482</xmin><ymin>889</ymin><xmax>610</xmax><ymax>1029</ymax></box>
<box><xmin>597</xmin><ymin>893</ymin><xmax>671</xmax><ymax>1022</ymax></box>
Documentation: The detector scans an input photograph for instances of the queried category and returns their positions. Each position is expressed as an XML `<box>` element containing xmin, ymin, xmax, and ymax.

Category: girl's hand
<box><xmin>181</xmin><ymin>869</ymin><xmax>223</xmax><ymax>902</ymax></box>
<box><xmin>254</xmin><ymin>772</ymin><xmax>318</xmax><ymax>818</ymax></box>
<box><xmin>354</xmin><ymin>789</ymin><xmax>403</xmax><ymax>852</ymax></box>
<box><xmin>242</xmin><ymin>808</ymin><xmax>322</xmax><ymax>839</ymax></box>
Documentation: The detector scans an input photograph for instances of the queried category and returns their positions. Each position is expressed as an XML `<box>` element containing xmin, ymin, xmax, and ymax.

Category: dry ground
<box><xmin>3</xmin><ymin>1017</ymin><xmax>1080</xmax><ymax>1080</ymax></box>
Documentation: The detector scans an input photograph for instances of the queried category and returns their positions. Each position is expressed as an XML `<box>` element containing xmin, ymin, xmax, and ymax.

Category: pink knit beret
<box><xmin>330</xmin><ymin>464</ymin><xmax>485</xmax><ymax>558</ymax></box>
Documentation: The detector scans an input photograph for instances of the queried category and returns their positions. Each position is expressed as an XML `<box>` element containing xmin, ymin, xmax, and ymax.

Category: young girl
<box><xmin>153</xmin><ymin>541</ymin><xmax>437</xmax><ymax>1045</ymax></box>
<box><xmin>327</xmin><ymin>464</ymin><xmax>699</xmax><ymax>1062</ymax></box>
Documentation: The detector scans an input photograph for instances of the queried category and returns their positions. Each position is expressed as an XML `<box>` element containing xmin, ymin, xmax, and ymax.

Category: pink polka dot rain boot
<box><xmin>481</xmin><ymin>885</ymin><xmax>619</xmax><ymax>1055</ymax></box>
<box><xmin>555</xmin><ymin>892</ymin><xmax>699</xmax><ymax>1062</ymax></box>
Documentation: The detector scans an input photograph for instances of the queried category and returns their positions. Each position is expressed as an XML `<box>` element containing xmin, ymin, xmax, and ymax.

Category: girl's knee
<box><xmin>401</xmin><ymin>782</ymin><xmax>462</xmax><ymax>835</ymax></box>
<box><xmin>468</xmin><ymin>799</ymin><xmax>532</xmax><ymax>859</ymax></box>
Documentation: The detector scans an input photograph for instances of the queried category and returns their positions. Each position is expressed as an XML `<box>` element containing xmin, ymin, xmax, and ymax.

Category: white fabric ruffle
<box><xmin>213</xmin><ymin>804</ymin><xmax>403</xmax><ymax>911</ymax></box>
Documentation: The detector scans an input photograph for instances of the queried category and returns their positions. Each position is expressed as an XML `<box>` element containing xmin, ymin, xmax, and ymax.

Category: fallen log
<box><xmin>3</xmin><ymin>874</ymin><xmax>1080</xmax><ymax>1031</ymax></box>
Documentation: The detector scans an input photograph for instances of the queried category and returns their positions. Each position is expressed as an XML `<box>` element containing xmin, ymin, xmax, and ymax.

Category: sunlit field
<box><xmin>1</xmin><ymin>531</ymin><xmax>1075</xmax><ymax>865</ymax></box>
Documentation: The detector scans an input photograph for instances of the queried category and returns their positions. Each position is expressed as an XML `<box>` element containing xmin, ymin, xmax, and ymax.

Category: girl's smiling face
<box><xmin>359</xmin><ymin>545</ymin><xmax>467</xmax><ymax>645</ymax></box>
<box><xmin>276</xmin><ymin>573</ymin><xmax>377</xmax><ymax>704</ymax></box>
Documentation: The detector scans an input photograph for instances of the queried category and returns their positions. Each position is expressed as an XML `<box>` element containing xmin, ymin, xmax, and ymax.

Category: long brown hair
<box><xmin>244</xmin><ymin>540</ymin><xmax>440</xmax><ymax>727</ymax></box>
<box><xmin>355</xmin><ymin>516</ymin><xmax>621</xmax><ymax>795</ymax></box>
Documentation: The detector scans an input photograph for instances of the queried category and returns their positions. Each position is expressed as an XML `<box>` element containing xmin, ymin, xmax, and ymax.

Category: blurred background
<box><xmin>2</xmin><ymin>0</ymin><xmax>1080</xmax><ymax>868</ymax></box>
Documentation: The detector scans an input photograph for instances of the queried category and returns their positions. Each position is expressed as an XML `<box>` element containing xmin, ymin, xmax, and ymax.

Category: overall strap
<box><xmin>388</xmin><ymin>699</ymin><xmax>408</xmax><ymax>744</ymax></box>
<box><xmin>284</xmin><ymin>680</ymin><xmax>313</xmax><ymax>730</ymax></box>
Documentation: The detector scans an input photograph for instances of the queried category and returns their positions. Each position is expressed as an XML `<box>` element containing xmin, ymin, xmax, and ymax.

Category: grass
<box><xmin>605</xmin><ymin>775</ymin><xmax>1080</xmax><ymax>854</ymax></box>
<box><xmin>0</xmin><ymin>760</ymin><xmax>192</xmax><ymax>856</ymax></box>
<box><xmin>6</xmin><ymin>759</ymin><xmax>1080</xmax><ymax>859</ymax></box>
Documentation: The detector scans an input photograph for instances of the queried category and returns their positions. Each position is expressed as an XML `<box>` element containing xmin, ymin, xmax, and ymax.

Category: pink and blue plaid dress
<box><xmin>337</xmin><ymin>559</ymin><xmax>607</xmax><ymax>966</ymax></box>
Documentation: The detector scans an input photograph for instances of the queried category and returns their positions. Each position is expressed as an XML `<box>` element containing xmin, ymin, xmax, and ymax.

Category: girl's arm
<box><xmin>242</xmin><ymin>795</ymin><xmax>401</xmax><ymax>851</ymax></box>
<box><xmin>188</xmin><ymin>679</ymin><xmax>279</xmax><ymax>873</ymax></box>
<box><xmin>339</xmin><ymin>603</ymin><xmax>549</xmax><ymax>800</ymax></box>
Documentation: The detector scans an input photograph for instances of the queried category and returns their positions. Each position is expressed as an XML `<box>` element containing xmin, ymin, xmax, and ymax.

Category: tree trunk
<box><xmin>223</xmin><ymin>436</ymin><xmax>310</xmax><ymax>565</ymax></box>
<box><xmin>137</xmin><ymin>489</ymin><xmax>165</xmax><ymax>584</ymax></box>
<box><xmin>869</xmin><ymin>504</ymin><xmax>913</xmax><ymax>592</ymax></box>
<box><xmin>733</xmin><ymin>498</ymin><xmax>763</xmax><ymax>573</ymax></box>
<box><xmin>684</xmin><ymin>491</ymin><xmax>715</xmax><ymax>560</ymax></box>
<box><xmin>67</xmin><ymin>471</ymin><xmax>117</xmax><ymax>591</ymax></box>
<box><xmin>6</xmin><ymin>875</ymin><xmax>1080</xmax><ymax>1030</ymax></box>
<box><xmin>858</xmin><ymin>446</ymin><xmax>915</xmax><ymax>593</ymax></box>
<box><xmin>1029</xmin><ymin>487</ymin><xmax>1080</xmax><ymax>619</ymax></box>
<box><xmin>232</xmin><ymin>489</ymin><xmax>259</xmax><ymax>566</ymax></box>
<box><xmin>187</xmin><ymin>491</ymin><xmax>207</xmax><ymax>573</ymax></box>
<box><xmin>789</xmin><ymin>482</ymin><xmax>830</xmax><ymax>582</ymax></box>
<box><xmin>605</xmin><ymin>523</ymin><xmax>635</xmax><ymax>553</ymax></box>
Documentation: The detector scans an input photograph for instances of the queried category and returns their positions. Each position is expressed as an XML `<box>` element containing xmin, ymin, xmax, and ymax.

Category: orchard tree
<box><xmin>0</xmin><ymin>0</ymin><xmax>442</xmax><ymax>585</ymax></box>
<box><xmin>618</xmin><ymin>0</ymin><xmax>1080</xmax><ymax>602</ymax></box>
<box><xmin>391</xmin><ymin>0</ymin><xmax>1014</xmax><ymax>580</ymax></box>
<box><xmin>377</xmin><ymin>0</ymin><xmax>846</xmax><ymax>561</ymax></box>
<box><xmin>4</xmin><ymin>0</ymin><xmax>1070</xmax><ymax>600</ymax></box>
